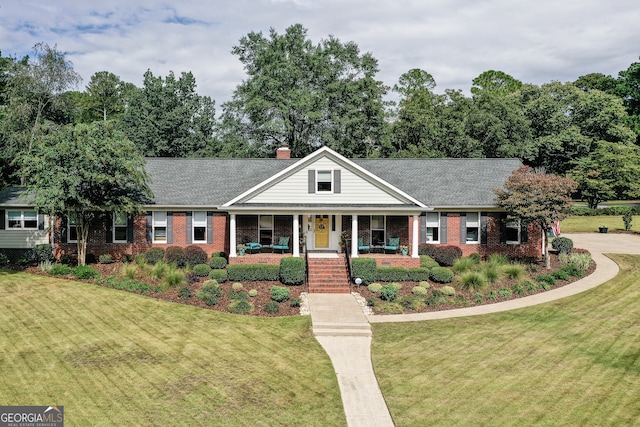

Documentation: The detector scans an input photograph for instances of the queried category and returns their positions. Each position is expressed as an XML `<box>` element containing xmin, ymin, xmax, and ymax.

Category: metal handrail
<box><xmin>344</xmin><ymin>239</ymin><xmax>354</xmax><ymax>291</ymax></box>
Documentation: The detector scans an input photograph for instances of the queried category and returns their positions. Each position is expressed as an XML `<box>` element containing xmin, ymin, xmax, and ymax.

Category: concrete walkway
<box><xmin>307</xmin><ymin>233</ymin><xmax>640</xmax><ymax>426</ymax></box>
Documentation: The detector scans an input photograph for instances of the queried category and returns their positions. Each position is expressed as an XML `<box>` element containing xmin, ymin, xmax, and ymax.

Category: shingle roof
<box><xmin>0</xmin><ymin>187</ymin><xmax>32</xmax><ymax>206</ymax></box>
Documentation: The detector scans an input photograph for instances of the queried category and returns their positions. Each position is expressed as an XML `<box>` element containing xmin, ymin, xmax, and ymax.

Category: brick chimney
<box><xmin>276</xmin><ymin>145</ymin><xmax>291</xmax><ymax>159</ymax></box>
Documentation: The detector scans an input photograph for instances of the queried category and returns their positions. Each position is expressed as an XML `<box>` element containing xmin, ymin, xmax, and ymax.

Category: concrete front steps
<box><xmin>307</xmin><ymin>254</ymin><xmax>350</xmax><ymax>293</ymax></box>
<box><xmin>312</xmin><ymin>321</ymin><xmax>372</xmax><ymax>337</ymax></box>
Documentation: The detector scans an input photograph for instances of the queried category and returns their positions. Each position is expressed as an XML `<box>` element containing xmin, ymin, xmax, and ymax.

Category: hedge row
<box><xmin>351</xmin><ymin>258</ymin><xmax>430</xmax><ymax>285</ymax></box>
<box><xmin>570</xmin><ymin>206</ymin><xmax>640</xmax><ymax>216</ymax></box>
<box><xmin>227</xmin><ymin>264</ymin><xmax>280</xmax><ymax>282</ymax></box>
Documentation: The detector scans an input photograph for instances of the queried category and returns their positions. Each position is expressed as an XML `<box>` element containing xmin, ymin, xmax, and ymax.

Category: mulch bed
<box><xmin>20</xmin><ymin>252</ymin><xmax>594</xmax><ymax>317</ymax></box>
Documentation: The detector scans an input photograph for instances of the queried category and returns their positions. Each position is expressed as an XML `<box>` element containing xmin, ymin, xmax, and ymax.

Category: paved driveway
<box><xmin>564</xmin><ymin>232</ymin><xmax>640</xmax><ymax>254</ymax></box>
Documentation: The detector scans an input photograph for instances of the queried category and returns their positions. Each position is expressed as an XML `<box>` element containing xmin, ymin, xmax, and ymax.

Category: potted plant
<box><xmin>599</xmin><ymin>226</ymin><xmax>608</xmax><ymax>234</ymax></box>
<box><xmin>339</xmin><ymin>231</ymin><xmax>350</xmax><ymax>251</ymax></box>
<box><xmin>400</xmin><ymin>244</ymin><xmax>409</xmax><ymax>256</ymax></box>
<box><xmin>237</xmin><ymin>243</ymin><xmax>246</xmax><ymax>255</ymax></box>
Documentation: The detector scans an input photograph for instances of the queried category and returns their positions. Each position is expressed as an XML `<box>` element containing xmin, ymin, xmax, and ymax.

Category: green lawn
<box><xmin>0</xmin><ymin>271</ymin><xmax>345</xmax><ymax>426</ymax></box>
<box><xmin>561</xmin><ymin>215</ymin><xmax>640</xmax><ymax>233</ymax></box>
<box><xmin>371</xmin><ymin>254</ymin><xmax>640</xmax><ymax>426</ymax></box>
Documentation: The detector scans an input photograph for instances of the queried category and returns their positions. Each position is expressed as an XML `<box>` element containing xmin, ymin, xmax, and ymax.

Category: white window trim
<box><xmin>192</xmin><ymin>211</ymin><xmax>207</xmax><ymax>243</ymax></box>
<box><xmin>316</xmin><ymin>170</ymin><xmax>334</xmax><ymax>194</ymax></box>
<box><xmin>465</xmin><ymin>212</ymin><xmax>480</xmax><ymax>244</ymax></box>
<box><xmin>506</xmin><ymin>219</ymin><xmax>521</xmax><ymax>245</ymax></box>
<box><xmin>152</xmin><ymin>211</ymin><xmax>168</xmax><ymax>244</ymax></box>
<box><xmin>6</xmin><ymin>210</ymin><xmax>38</xmax><ymax>230</ymax></box>
<box><xmin>371</xmin><ymin>215</ymin><xmax>386</xmax><ymax>246</ymax></box>
<box><xmin>67</xmin><ymin>214</ymin><xmax>78</xmax><ymax>243</ymax></box>
<box><xmin>113</xmin><ymin>212</ymin><xmax>128</xmax><ymax>243</ymax></box>
<box><xmin>425</xmin><ymin>212</ymin><xmax>440</xmax><ymax>244</ymax></box>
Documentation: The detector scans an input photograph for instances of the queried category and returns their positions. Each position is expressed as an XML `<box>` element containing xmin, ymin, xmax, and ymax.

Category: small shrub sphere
<box><xmin>430</xmin><ymin>267</ymin><xmax>454</xmax><ymax>283</ymax></box>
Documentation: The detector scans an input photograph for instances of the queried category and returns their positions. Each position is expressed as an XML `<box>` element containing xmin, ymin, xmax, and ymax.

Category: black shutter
<box><xmin>480</xmin><ymin>212</ymin><xmax>488</xmax><ymax>245</ymax></box>
<box><xmin>61</xmin><ymin>214</ymin><xmax>67</xmax><ymax>242</ymax></box>
<box><xmin>146</xmin><ymin>212</ymin><xmax>152</xmax><ymax>243</ymax></box>
<box><xmin>186</xmin><ymin>212</ymin><xmax>192</xmax><ymax>244</ymax></box>
<box><xmin>127</xmin><ymin>214</ymin><xmax>134</xmax><ymax>243</ymax></box>
<box><xmin>1</xmin><ymin>209</ymin><xmax>6</xmax><ymax>230</ymax></box>
<box><xmin>334</xmin><ymin>170</ymin><xmax>341</xmax><ymax>193</ymax></box>
<box><xmin>521</xmin><ymin>221</ymin><xmax>528</xmax><ymax>243</ymax></box>
<box><xmin>308</xmin><ymin>170</ymin><xmax>315</xmax><ymax>193</ymax></box>
<box><xmin>106</xmin><ymin>212</ymin><xmax>113</xmax><ymax>243</ymax></box>
<box><xmin>420</xmin><ymin>213</ymin><xmax>426</xmax><ymax>243</ymax></box>
<box><xmin>440</xmin><ymin>213</ymin><xmax>448</xmax><ymax>244</ymax></box>
<box><xmin>167</xmin><ymin>212</ymin><xmax>173</xmax><ymax>244</ymax></box>
<box><xmin>207</xmin><ymin>211</ymin><xmax>213</xmax><ymax>244</ymax></box>
<box><xmin>459</xmin><ymin>213</ymin><xmax>467</xmax><ymax>244</ymax></box>
<box><xmin>38</xmin><ymin>214</ymin><xmax>45</xmax><ymax>230</ymax></box>
<box><xmin>499</xmin><ymin>213</ymin><xmax>507</xmax><ymax>244</ymax></box>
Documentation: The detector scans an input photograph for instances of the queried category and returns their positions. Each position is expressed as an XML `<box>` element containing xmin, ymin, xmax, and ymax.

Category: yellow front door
<box><xmin>315</xmin><ymin>215</ymin><xmax>329</xmax><ymax>248</ymax></box>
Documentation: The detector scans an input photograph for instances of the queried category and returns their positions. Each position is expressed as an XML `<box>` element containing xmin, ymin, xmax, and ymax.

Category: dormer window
<box><xmin>308</xmin><ymin>169</ymin><xmax>341</xmax><ymax>194</ymax></box>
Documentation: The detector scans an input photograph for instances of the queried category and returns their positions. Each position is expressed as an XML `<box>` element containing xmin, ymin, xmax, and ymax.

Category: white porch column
<box><xmin>412</xmin><ymin>214</ymin><xmax>420</xmax><ymax>258</ymax></box>
<box><xmin>293</xmin><ymin>214</ymin><xmax>300</xmax><ymax>257</ymax></box>
<box><xmin>351</xmin><ymin>214</ymin><xmax>359</xmax><ymax>258</ymax></box>
<box><xmin>229</xmin><ymin>213</ymin><xmax>237</xmax><ymax>258</ymax></box>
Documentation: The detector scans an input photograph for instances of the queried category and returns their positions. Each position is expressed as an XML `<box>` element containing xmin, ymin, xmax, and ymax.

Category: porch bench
<box><xmin>245</xmin><ymin>242</ymin><xmax>262</xmax><ymax>254</ymax></box>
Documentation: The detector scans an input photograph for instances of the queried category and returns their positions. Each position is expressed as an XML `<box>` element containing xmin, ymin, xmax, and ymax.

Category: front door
<box><xmin>315</xmin><ymin>215</ymin><xmax>330</xmax><ymax>248</ymax></box>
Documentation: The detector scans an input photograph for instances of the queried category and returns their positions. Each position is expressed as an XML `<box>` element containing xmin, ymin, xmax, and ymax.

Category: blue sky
<box><xmin>1</xmin><ymin>0</ymin><xmax>638</xmax><ymax>106</ymax></box>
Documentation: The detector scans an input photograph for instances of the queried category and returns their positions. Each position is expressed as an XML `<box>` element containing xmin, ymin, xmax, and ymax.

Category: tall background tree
<box><xmin>218</xmin><ymin>24</ymin><xmax>388</xmax><ymax>158</ymax></box>
<box><xmin>20</xmin><ymin>121</ymin><xmax>152</xmax><ymax>265</ymax></box>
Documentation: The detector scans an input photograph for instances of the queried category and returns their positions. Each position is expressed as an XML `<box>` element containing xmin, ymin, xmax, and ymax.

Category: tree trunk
<box><xmin>542</xmin><ymin>228</ymin><xmax>551</xmax><ymax>269</ymax></box>
<box><xmin>77</xmin><ymin>216</ymin><xmax>90</xmax><ymax>266</ymax></box>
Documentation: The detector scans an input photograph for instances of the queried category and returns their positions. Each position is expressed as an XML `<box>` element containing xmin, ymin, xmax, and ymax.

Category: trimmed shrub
<box><xmin>248</xmin><ymin>289</ymin><xmax>258</xmax><ymax>297</ymax></box>
<box><xmin>209</xmin><ymin>256</ymin><xmax>227</xmax><ymax>269</ymax></box>
<box><xmin>228</xmin><ymin>300</ymin><xmax>253</xmax><ymax>314</ymax></box>
<box><xmin>192</xmin><ymin>263</ymin><xmax>211</xmax><ymax>277</ymax></box>
<box><xmin>552</xmin><ymin>237</ymin><xmax>573</xmax><ymax>255</ymax></box>
<box><xmin>418</xmin><ymin>244</ymin><xmax>437</xmax><ymax>257</ymax></box>
<box><xmin>279</xmin><ymin>257</ymin><xmax>305</xmax><ymax>285</ymax></box>
<box><xmin>351</xmin><ymin>258</ymin><xmax>377</xmax><ymax>285</ymax></box>
<box><xmin>376</xmin><ymin>267</ymin><xmax>408</xmax><ymax>282</ymax></box>
<box><xmin>227</xmin><ymin>264</ymin><xmax>280</xmax><ymax>281</ymax></box>
<box><xmin>419</xmin><ymin>255</ymin><xmax>439</xmax><ymax>269</ymax></box>
<box><xmin>99</xmin><ymin>254</ymin><xmax>114</xmax><ymax>264</ymax></box>
<box><xmin>418</xmin><ymin>281</ymin><xmax>430</xmax><ymax>289</ymax></box>
<box><xmin>265</xmin><ymin>301</ymin><xmax>280</xmax><ymax>314</ymax></box>
<box><xmin>429</xmin><ymin>267</ymin><xmax>454</xmax><ymax>283</ymax></box>
<box><xmin>379</xmin><ymin>284</ymin><xmax>399</xmax><ymax>302</ymax></box>
<box><xmin>458</xmin><ymin>271</ymin><xmax>488</xmax><ymax>292</ymax></box>
<box><xmin>34</xmin><ymin>244</ymin><xmax>55</xmax><ymax>263</ymax></box>
<box><xmin>178</xmin><ymin>286</ymin><xmax>192</xmax><ymax>299</ymax></box>
<box><xmin>440</xmin><ymin>285</ymin><xmax>456</xmax><ymax>296</ymax></box>
<box><xmin>144</xmin><ymin>247</ymin><xmax>165</xmax><ymax>265</ymax></box>
<box><xmin>270</xmin><ymin>286</ymin><xmax>290</xmax><ymax>302</ymax></box>
<box><xmin>185</xmin><ymin>245</ymin><xmax>208</xmax><ymax>266</ymax></box>
<box><xmin>232</xmin><ymin>282</ymin><xmax>244</xmax><ymax>290</ymax></box>
<box><xmin>412</xmin><ymin>286</ymin><xmax>428</xmax><ymax>296</ymax></box>
<box><xmin>211</xmin><ymin>251</ymin><xmax>228</xmax><ymax>261</ymax></box>
<box><xmin>50</xmin><ymin>264</ymin><xmax>73</xmax><ymax>275</ymax></box>
<box><xmin>368</xmin><ymin>282</ymin><xmax>383</xmax><ymax>293</ymax></box>
<box><xmin>208</xmin><ymin>269</ymin><xmax>228</xmax><ymax>283</ymax></box>
<box><xmin>623</xmin><ymin>211</ymin><xmax>633</xmax><ymax>231</ymax></box>
<box><xmin>165</xmin><ymin>246</ymin><xmax>187</xmax><ymax>267</ymax></box>
<box><xmin>432</xmin><ymin>245</ymin><xmax>463</xmax><ymax>266</ymax></box>
<box><xmin>197</xmin><ymin>283</ymin><xmax>223</xmax><ymax>306</ymax></box>
<box><xmin>73</xmin><ymin>265</ymin><xmax>101</xmax><ymax>280</ymax></box>
<box><xmin>290</xmin><ymin>297</ymin><xmax>302</xmax><ymax>308</ymax></box>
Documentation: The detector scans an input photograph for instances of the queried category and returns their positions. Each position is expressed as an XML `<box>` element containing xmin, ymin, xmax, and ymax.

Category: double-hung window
<box><xmin>317</xmin><ymin>170</ymin><xmax>332</xmax><ymax>192</ymax></box>
<box><xmin>153</xmin><ymin>212</ymin><xmax>167</xmax><ymax>243</ymax></box>
<box><xmin>67</xmin><ymin>213</ymin><xmax>78</xmax><ymax>243</ymax></box>
<box><xmin>466</xmin><ymin>212</ymin><xmax>480</xmax><ymax>244</ymax></box>
<box><xmin>192</xmin><ymin>211</ymin><xmax>207</xmax><ymax>243</ymax></box>
<box><xmin>371</xmin><ymin>215</ymin><xmax>385</xmax><ymax>246</ymax></box>
<box><xmin>425</xmin><ymin>212</ymin><xmax>440</xmax><ymax>243</ymax></box>
<box><xmin>7</xmin><ymin>210</ymin><xmax>37</xmax><ymax>230</ymax></box>
<box><xmin>113</xmin><ymin>213</ymin><xmax>128</xmax><ymax>243</ymax></box>
<box><xmin>259</xmin><ymin>215</ymin><xmax>273</xmax><ymax>246</ymax></box>
<box><xmin>506</xmin><ymin>220</ymin><xmax>521</xmax><ymax>244</ymax></box>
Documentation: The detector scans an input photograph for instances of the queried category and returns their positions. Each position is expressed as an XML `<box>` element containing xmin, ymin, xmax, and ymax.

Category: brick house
<box><xmin>0</xmin><ymin>146</ymin><xmax>543</xmax><ymax>290</ymax></box>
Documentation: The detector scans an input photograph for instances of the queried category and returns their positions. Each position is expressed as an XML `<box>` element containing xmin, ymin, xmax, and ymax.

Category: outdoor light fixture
<box><xmin>355</xmin><ymin>277</ymin><xmax>362</xmax><ymax>288</ymax></box>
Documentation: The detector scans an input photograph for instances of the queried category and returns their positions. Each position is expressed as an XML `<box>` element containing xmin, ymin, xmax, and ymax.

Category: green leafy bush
<box><xmin>270</xmin><ymin>286</ymin><xmax>290</xmax><ymax>302</ymax></box>
<box><xmin>420</xmin><ymin>255</ymin><xmax>439</xmax><ymax>269</ymax></box>
<box><xmin>248</xmin><ymin>289</ymin><xmax>258</xmax><ymax>297</ymax></box>
<box><xmin>73</xmin><ymin>265</ymin><xmax>101</xmax><ymax>280</ymax></box>
<box><xmin>50</xmin><ymin>264</ymin><xmax>73</xmax><ymax>275</ymax></box>
<box><xmin>418</xmin><ymin>244</ymin><xmax>437</xmax><ymax>257</ymax></box>
<box><xmin>34</xmin><ymin>244</ymin><xmax>54</xmax><ymax>262</ymax></box>
<box><xmin>121</xmin><ymin>253</ymin><xmax>134</xmax><ymax>263</ymax></box>
<box><xmin>192</xmin><ymin>263</ymin><xmax>211</xmax><ymax>277</ymax></box>
<box><xmin>376</xmin><ymin>267</ymin><xmax>429</xmax><ymax>282</ymax></box>
<box><xmin>99</xmin><ymin>254</ymin><xmax>114</xmax><ymax>264</ymax></box>
<box><xmin>379</xmin><ymin>284</ymin><xmax>399</xmax><ymax>302</ymax></box>
<box><xmin>165</xmin><ymin>246</ymin><xmax>187</xmax><ymax>267</ymax></box>
<box><xmin>400</xmin><ymin>296</ymin><xmax>425</xmax><ymax>310</ymax></box>
<box><xmin>412</xmin><ymin>286</ymin><xmax>428</xmax><ymax>296</ymax></box>
<box><xmin>426</xmin><ymin>289</ymin><xmax>448</xmax><ymax>306</ymax></box>
<box><xmin>552</xmin><ymin>237</ymin><xmax>573</xmax><ymax>255</ymax></box>
<box><xmin>178</xmin><ymin>286</ymin><xmax>192</xmax><ymax>299</ymax></box>
<box><xmin>429</xmin><ymin>267</ymin><xmax>454</xmax><ymax>283</ymax></box>
<box><xmin>228</xmin><ymin>289</ymin><xmax>248</xmax><ymax>301</ymax></box>
<box><xmin>562</xmin><ymin>263</ymin><xmax>584</xmax><ymax>278</ymax></box>
<box><xmin>211</xmin><ymin>251</ymin><xmax>228</xmax><ymax>261</ymax></box>
<box><xmin>535</xmin><ymin>274</ymin><xmax>556</xmax><ymax>287</ymax></box>
<box><xmin>144</xmin><ymin>247</ymin><xmax>165</xmax><ymax>265</ymax></box>
<box><xmin>511</xmin><ymin>282</ymin><xmax>526</xmax><ymax>296</ymax></box>
<box><xmin>228</xmin><ymin>300</ymin><xmax>254</xmax><ymax>314</ymax></box>
<box><xmin>184</xmin><ymin>245</ymin><xmax>208</xmax><ymax>266</ymax></box>
<box><xmin>523</xmin><ymin>280</ymin><xmax>538</xmax><ymax>293</ymax></box>
<box><xmin>0</xmin><ymin>253</ymin><xmax>8</xmax><ymax>265</ymax></box>
<box><xmin>265</xmin><ymin>301</ymin><xmax>280</xmax><ymax>314</ymax></box>
<box><xmin>232</xmin><ymin>282</ymin><xmax>244</xmax><ymax>290</ymax></box>
<box><xmin>351</xmin><ymin>258</ymin><xmax>377</xmax><ymax>285</ymax></box>
<box><xmin>418</xmin><ymin>281</ymin><xmax>430</xmax><ymax>289</ymax></box>
<box><xmin>227</xmin><ymin>264</ymin><xmax>279</xmax><ymax>281</ymax></box>
<box><xmin>196</xmin><ymin>283</ymin><xmax>223</xmax><ymax>306</ymax></box>
<box><xmin>368</xmin><ymin>283</ymin><xmax>383</xmax><ymax>293</ymax></box>
<box><xmin>279</xmin><ymin>257</ymin><xmax>305</xmax><ymax>285</ymax></box>
<box><xmin>453</xmin><ymin>294</ymin><xmax>468</xmax><ymax>306</ymax></box>
<box><xmin>432</xmin><ymin>245</ymin><xmax>463</xmax><ymax>266</ymax></box>
<box><xmin>208</xmin><ymin>269</ymin><xmax>228</xmax><ymax>283</ymax></box>
<box><xmin>472</xmin><ymin>293</ymin><xmax>484</xmax><ymax>304</ymax></box>
<box><xmin>623</xmin><ymin>211</ymin><xmax>633</xmax><ymax>231</ymax></box>
<box><xmin>458</xmin><ymin>271</ymin><xmax>488</xmax><ymax>292</ymax></box>
<box><xmin>498</xmin><ymin>288</ymin><xmax>512</xmax><ymax>298</ymax></box>
<box><xmin>289</xmin><ymin>297</ymin><xmax>302</xmax><ymax>308</ymax></box>
<box><xmin>552</xmin><ymin>269</ymin><xmax>570</xmax><ymax>281</ymax></box>
<box><xmin>440</xmin><ymin>285</ymin><xmax>455</xmax><ymax>296</ymax></box>
<box><xmin>209</xmin><ymin>256</ymin><xmax>227</xmax><ymax>269</ymax></box>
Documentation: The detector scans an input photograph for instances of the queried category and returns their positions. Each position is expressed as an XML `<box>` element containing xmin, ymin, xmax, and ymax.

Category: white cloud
<box><xmin>1</xmin><ymin>0</ymin><xmax>638</xmax><ymax>106</ymax></box>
